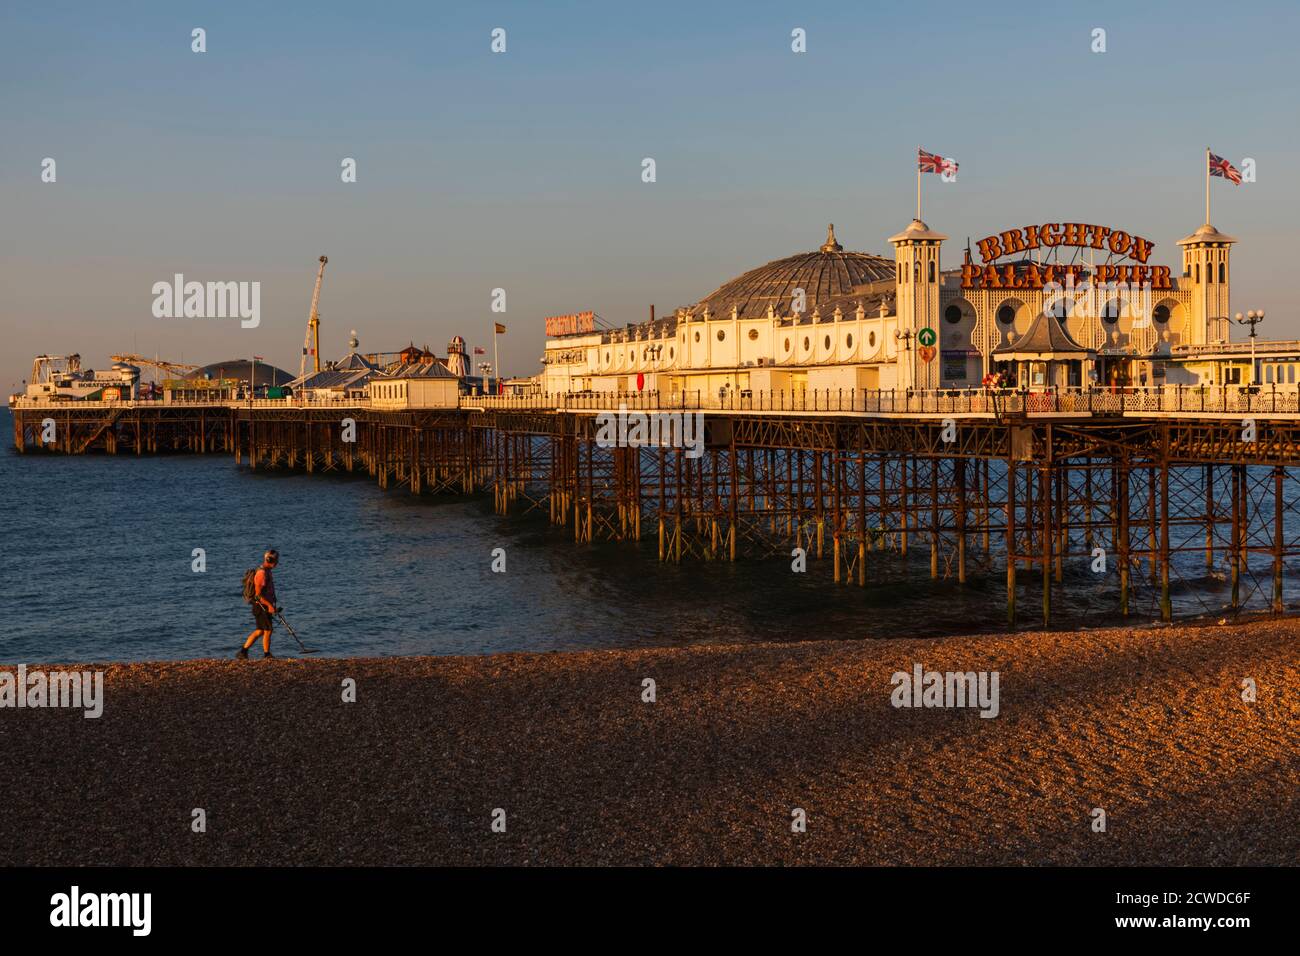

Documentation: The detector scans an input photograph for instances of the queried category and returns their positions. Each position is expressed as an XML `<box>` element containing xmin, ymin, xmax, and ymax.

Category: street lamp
<box><xmin>1235</xmin><ymin>309</ymin><xmax>1265</xmax><ymax>385</ymax></box>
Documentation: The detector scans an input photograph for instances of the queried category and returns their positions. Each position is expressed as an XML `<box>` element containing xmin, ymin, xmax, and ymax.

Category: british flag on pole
<box><xmin>918</xmin><ymin>148</ymin><xmax>957</xmax><ymax>176</ymax></box>
<box><xmin>1208</xmin><ymin>152</ymin><xmax>1242</xmax><ymax>185</ymax></box>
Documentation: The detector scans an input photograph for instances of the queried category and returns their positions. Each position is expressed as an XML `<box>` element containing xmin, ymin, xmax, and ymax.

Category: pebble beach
<box><xmin>1</xmin><ymin>619</ymin><xmax>1296</xmax><ymax>866</ymax></box>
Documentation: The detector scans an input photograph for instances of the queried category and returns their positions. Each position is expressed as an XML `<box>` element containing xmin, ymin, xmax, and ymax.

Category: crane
<box><xmin>299</xmin><ymin>255</ymin><xmax>328</xmax><ymax>379</ymax></box>
<box><xmin>109</xmin><ymin>354</ymin><xmax>198</xmax><ymax>378</ymax></box>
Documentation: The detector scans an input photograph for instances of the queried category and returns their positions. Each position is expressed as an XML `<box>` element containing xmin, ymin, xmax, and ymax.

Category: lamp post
<box><xmin>894</xmin><ymin>329</ymin><xmax>915</xmax><ymax>394</ymax></box>
<box><xmin>1235</xmin><ymin>309</ymin><xmax>1265</xmax><ymax>385</ymax></box>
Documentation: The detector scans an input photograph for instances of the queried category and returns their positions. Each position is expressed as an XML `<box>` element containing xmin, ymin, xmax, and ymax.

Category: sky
<box><xmin>2</xmin><ymin>0</ymin><xmax>1298</xmax><ymax>390</ymax></box>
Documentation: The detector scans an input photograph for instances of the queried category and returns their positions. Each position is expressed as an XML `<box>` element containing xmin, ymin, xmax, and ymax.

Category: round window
<box><xmin>869</xmin><ymin>331</ymin><xmax>876</xmax><ymax>347</ymax></box>
<box><xmin>717</xmin><ymin>329</ymin><xmax>725</xmax><ymax>342</ymax></box>
<box><xmin>803</xmin><ymin>336</ymin><xmax>810</xmax><ymax>351</ymax></box>
<box><xmin>748</xmin><ymin>329</ymin><xmax>758</xmax><ymax>341</ymax></box>
<box><xmin>846</xmin><ymin>333</ymin><xmax>853</xmax><ymax>348</ymax></box>
<box><xmin>945</xmin><ymin>305</ymin><xmax>963</xmax><ymax>324</ymax></box>
<box><xmin>1101</xmin><ymin>304</ymin><xmax>1120</xmax><ymax>325</ymax></box>
<box><xmin>784</xmin><ymin>338</ymin><xmax>791</xmax><ymax>352</ymax></box>
<box><xmin>824</xmin><ymin>334</ymin><xmax>831</xmax><ymax>349</ymax></box>
<box><xmin>694</xmin><ymin>331</ymin><xmax>700</xmax><ymax>343</ymax></box>
<box><xmin>997</xmin><ymin>305</ymin><xmax>1015</xmax><ymax>325</ymax></box>
<box><xmin>1153</xmin><ymin>305</ymin><xmax>1170</xmax><ymax>325</ymax></box>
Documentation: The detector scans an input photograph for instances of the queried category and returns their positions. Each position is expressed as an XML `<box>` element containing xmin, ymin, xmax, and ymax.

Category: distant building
<box><xmin>368</xmin><ymin>361</ymin><xmax>460</xmax><ymax>408</ymax></box>
<box><xmin>187</xmin><ymin>359</ymin><xmax>293</xmax><ymax>389</ymax></box>
<box><xmin>445</xmin><ymin>336</ymin><xmax>469</xmax><ymax>378</ymax></box>
<box><xmin>1165</xmin><ymin>341</ymin><xmax>1300</xmax><ymax>387</ymax></box>
<box><xmin>397</xmin><ymin>343</ymin><xmax>438</xmax><ymax>366</ymax></box>
<box><xmin>286</xmin><ymin>351</ymin><xmax>377</xmax><ymax>401</ymax></box>
<box><xmin>500</xmin><ymin>377</ymin><xmax>540</xmax><ymax>396</ymax></box>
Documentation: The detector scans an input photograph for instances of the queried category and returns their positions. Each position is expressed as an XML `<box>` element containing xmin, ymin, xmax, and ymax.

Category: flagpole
<box><xmin>1205</xmin><ymin>146</ymin><xmax>1210</xmax><ymax>225</ymax></box>
<box><xmin>492</xmin><ymin>326</ymin><xmax>500</xmax><ymax>395</ymax></box>
<box><xmin>916</xmin><ymin>147</ymin><xmax>921</xmax><ymax>220</ymax></box>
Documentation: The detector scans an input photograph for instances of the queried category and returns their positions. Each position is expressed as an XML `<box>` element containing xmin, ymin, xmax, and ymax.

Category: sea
<box><xmin>0</xmin><ymin>409</ymin><xmax>1282</xmax><ymax>663</ymax></box>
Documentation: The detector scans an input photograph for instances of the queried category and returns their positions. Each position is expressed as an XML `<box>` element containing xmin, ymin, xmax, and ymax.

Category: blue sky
<box><xmin>2</xmin><ymin>0</ymin><xmax>1297</xmax><ymax>388</ymax></box>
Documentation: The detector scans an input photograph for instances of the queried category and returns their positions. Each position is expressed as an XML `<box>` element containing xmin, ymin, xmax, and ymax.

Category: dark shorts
<box><xmin>251</xmin><ymin>605</ymin><xmax>274</xmax><ymax>631</ymax></box>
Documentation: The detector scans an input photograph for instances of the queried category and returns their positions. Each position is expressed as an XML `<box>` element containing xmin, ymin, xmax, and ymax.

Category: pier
<box><xmin>13</xmin><ymin>385</ymin><xmax>1300</xmax><ymax>626</ymax></box>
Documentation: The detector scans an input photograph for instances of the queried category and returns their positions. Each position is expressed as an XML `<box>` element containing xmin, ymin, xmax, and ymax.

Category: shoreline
<box><xmin>1</xmin><ymin>619</ymin><xmax>1296</xmax><ymax>866</ymax></box>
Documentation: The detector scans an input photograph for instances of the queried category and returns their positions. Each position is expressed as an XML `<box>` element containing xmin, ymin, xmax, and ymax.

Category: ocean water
<box><xmin>0</xmin><ymin>410</ymin><xmax>1281</xmax><ymax>663</ymax></box>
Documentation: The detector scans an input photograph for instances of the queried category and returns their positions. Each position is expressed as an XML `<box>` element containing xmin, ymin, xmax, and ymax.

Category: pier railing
<box><xmin>13</xmin><ymin>384</ymin><xmax>1300</xmax><ymax>417</ymax></box>
<box><xmin>460</xmin><ymin>384</ymin><xmax>1300</xmax><ymax>416</ymax></box>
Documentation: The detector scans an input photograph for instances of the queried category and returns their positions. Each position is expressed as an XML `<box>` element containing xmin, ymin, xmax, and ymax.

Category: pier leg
<box><xmin>930</xmin><ymin>457</ymin><xmax>939</xmax><ymax>580</ymax></box>
<box><xmin>1274</xmin><ymin>465</ymin><xmax>1285</xmax><ymax>614</ymax></box>
<box><xmin>1160</xmin><ymin>452</ymin><xmax>1171</xmax><ymax>622</ymax></box>
<box><xmin>1041</xmin><ymin>464</ymin><xmax>1051</xmax><ymax>626</ymax></box>
<box><xmin>1231</xmin><ymin>465</ymin><xmax>1242</xmax><ymax>609</ymax></box>
<box><xmin>956</xmin><ymin>457</ymin><xmax>967</xmax><ymax>584</ymax></box>
<box><xmin>1205</xmin><ymin>464</ymin><xmax>1215</xmax><ymax>569</ymax></box>
<box><xmin>1006</xmin><ymin>456</ymin><xmax>1017</xmax><ymax>626</ymax></box>
<box><xmin>1119</xmin><ymin>459</ymin><xmax>1130</xmax><ymax>616</ymax></box>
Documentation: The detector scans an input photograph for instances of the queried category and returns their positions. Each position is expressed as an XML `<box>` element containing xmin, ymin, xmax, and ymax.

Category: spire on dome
<box><xmin>820</xmin><ymin>223</ymin><xmax>843</xmax><ymax>253</ymax></box>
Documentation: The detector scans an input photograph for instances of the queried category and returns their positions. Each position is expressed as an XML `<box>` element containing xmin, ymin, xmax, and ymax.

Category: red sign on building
<box><xmin>545</xmin><ymin>311</ymin><xmax>595</xmax><ymax>337</ymax></box>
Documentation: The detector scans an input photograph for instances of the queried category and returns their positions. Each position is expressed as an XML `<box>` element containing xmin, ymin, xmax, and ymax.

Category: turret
<box><xmin>889</xmin><ymin>218</ymin><xmax>947</xmax><ymax>389</ymax></box>
<box><xmin>1177</xmin><ymin>223</ymin><xmax>1235</xmax><ymax>346</ymax></box>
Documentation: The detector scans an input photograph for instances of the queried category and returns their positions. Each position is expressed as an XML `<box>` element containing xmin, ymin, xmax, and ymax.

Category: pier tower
<box><xmin>1177</xmin><ymin>222</ymin><xmax>1235</xmax><ymax>346</ymax></box>
<box><xmin>889</xmin><ymin>218</ymin><xmax>947</xmax><ymax>390</ymax></box>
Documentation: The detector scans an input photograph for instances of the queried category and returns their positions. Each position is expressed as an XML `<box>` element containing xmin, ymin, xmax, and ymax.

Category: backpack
<box><xmin>242</xmin><ymin>569</ymin><xmax>259</xmax><ymax>604</ymax></box>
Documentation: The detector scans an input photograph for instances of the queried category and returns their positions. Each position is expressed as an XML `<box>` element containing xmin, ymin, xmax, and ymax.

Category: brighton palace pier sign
<box><xmin>960</xmin><ymin>222</ymin><xmax>1173</xmax><ymax>291</ymax></box>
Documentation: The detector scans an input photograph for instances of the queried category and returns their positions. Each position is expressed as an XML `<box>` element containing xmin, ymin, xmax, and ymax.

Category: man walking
<box><xmin>238</xmin><ymin>549</ymin><xmax>281</xmax><ymax>659</ymax></box>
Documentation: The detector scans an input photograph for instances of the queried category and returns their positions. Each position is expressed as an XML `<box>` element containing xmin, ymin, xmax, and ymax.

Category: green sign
<box><xmin>917</xmin><ymin>327</ymin><xmax>937</xmax><ymax>347</ymax></box>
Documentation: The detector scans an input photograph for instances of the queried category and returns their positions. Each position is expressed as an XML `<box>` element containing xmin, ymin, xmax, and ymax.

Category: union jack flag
<box><xmin>918</xmin><ymin>148</ymin><xmax>957</xmax><ymax>175</ymax></box>
<box><xmin>1209</xmin><ymin>152</ymin><xmax>1241</xmax><ymax>185</ymax></box>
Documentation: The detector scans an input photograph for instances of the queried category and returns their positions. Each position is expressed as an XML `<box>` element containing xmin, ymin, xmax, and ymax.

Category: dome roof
<box><xmin>186</xmin><ymin>359</ymin><xmax>294</xmax><ymax>386</ymax></box>
<box><xmin>1178</xmin><ymin>222</ymin><xmax>1237</xmax><ymax>245</ymax></box>
<box><xmin>692</xmin><ymin>224</ymin><xmax>895</xmax><ymax>319</ymax></box>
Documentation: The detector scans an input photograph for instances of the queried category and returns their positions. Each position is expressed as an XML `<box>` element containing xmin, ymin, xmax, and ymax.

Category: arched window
<box><xmin>1195</xmin><ymin>264</ymin><xmax>1200</xmax><ymax>282</ymax></box>
<box><xmin>928</xmin><ymin>261</ymin><xmax>936</xmax><ymax>282</ymax></box>
<box><xmin>896</xmin><ymin>263</ymin><xmax>903</xmax><ymax>284</ymax></box>
<box><xmin>1219</xmin><ymin>262</ymin><xmax>1226</xmax><ymax>283</ymax></box>
<box><xmin>913</xmin><ymin>261</ymin><xmax>920</xmax><ymax>282</ymax></box>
